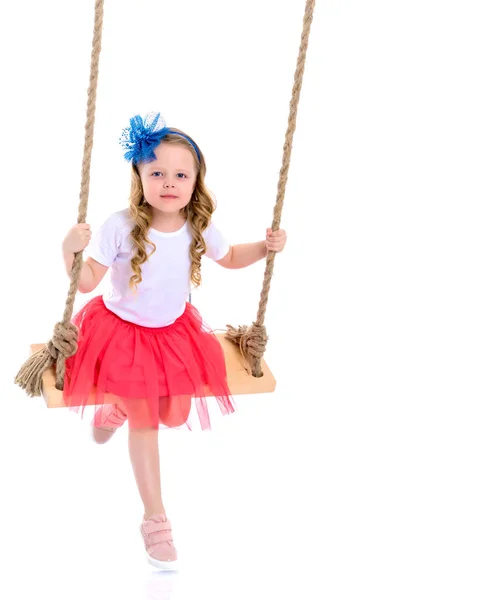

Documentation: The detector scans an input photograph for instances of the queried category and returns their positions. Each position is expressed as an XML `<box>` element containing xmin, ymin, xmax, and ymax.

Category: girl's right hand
<box><xmin>62</xmin><ymin>223</ymin><xmax>92</xmax><ymax>254</ymax></box>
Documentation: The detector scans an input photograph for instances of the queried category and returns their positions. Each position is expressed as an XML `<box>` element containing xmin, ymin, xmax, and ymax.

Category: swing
<box><xmin>15</xmin><ymin>0</ymin><xmax>316</xmax><ymax>409</ymax></box>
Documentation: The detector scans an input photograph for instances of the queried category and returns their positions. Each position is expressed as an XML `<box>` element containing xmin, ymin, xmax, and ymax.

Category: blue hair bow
<box><xmin>119</xmin><ymin>112</ymin><xmax>200</xmax><ymax>165</ymax></box>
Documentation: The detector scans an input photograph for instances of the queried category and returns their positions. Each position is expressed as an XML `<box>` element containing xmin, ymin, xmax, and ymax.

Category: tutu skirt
<box><xmin>64</xmin><ymin>296</ymin><xmax>235</xmax><ymax>430</ymax></box>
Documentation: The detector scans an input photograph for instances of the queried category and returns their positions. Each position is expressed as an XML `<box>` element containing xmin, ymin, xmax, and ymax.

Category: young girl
<box><xmin>61</xmin><ymin>112</ymin><xmax>287</xmax><ymax>570</ymax></box>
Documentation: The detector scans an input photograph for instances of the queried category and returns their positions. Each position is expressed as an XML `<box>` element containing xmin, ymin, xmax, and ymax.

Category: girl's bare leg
<box><xmin>126</xmin><ymin>395</ymin><xmax>191</xmax><ymax>520</ymax></box>
<box><xmin>128</xmin><ymin>427</ymin><xmax>166</xmax><ymax>520</ymax></box>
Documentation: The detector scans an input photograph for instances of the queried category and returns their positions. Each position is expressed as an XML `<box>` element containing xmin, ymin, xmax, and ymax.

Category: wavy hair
<box><xmin>128</xmin><ymin>128</ymin><xmax>215</xmax><ymax>291</ymax></box>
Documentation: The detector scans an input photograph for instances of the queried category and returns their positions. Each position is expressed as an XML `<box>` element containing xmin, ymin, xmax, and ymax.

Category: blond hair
<box><xmin>128</xmin><ymin>129</ymin><xmax>214</xmax><ymax>291</ymax></box>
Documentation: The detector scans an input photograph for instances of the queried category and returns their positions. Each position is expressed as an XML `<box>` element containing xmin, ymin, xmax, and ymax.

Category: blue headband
<box><xmin>119</xmin><ymin>112</ymin><xmax>201</xmax><ymax>165</ymax></box>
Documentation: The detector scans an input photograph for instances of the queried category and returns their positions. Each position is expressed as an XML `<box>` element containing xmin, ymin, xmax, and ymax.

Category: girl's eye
<box><xmin>151</xmin><ymin>172</ymin><xmax>186</xmax><ymax>178</ymax></box>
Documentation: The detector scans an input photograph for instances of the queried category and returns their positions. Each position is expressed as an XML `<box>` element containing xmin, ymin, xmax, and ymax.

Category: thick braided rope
<box><xmin>15</xmin><ymin>0</ymin><xmax>105</xmax><ymax>396</ymax></box>
<box><xmin>226</xmin><ymin>0</ymin><xmax>316</xmax><ymax>377</ymax></box>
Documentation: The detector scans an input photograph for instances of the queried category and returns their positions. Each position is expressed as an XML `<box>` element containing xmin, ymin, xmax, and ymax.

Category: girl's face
<box><xmin>139</xmin><ymin>142</ymin><xmax>197</xmax><ymax>215</ymax></box>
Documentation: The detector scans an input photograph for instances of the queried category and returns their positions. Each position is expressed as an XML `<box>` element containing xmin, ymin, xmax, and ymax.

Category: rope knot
<box><xmin>225</xmin><ymin>322</ymin><xmax>269</xmax><ymax>377</ymax></box>
<box><xmin>48</xmin><ymin>321</ymin><xmax>79</xmax><ymax>360</ymax></box>
<box><xmin>243</xmin><ymin>323</ymin><xmax>268</xmax><ymax>358</ymax></box>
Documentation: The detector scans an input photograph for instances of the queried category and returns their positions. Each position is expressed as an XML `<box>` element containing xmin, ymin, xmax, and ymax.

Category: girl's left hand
<box><xmin>266</xmin><ymin>228</ymin><xmax>287</xmax><ymax>253</ymax></box>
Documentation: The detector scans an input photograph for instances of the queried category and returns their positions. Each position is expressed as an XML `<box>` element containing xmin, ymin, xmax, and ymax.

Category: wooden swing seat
<box><xmin>30</xmin><ymin>333</ymin><xmax>276</xmax><ymax>409</ymax></box>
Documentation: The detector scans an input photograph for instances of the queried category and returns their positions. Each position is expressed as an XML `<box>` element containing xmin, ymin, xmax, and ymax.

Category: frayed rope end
<box><xmin>14</xmin><ymin>319</ymin><xmax>78</xmax><ymax>398</ymax></box>
<box><xmin>14</xmin><ymin>345</ymin><xmax>56</xmax><ymax>398</ymax></box>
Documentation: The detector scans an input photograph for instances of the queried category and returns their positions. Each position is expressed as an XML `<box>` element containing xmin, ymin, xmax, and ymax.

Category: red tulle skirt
<box><xmin>63</xmin><ymin>296</ymin><xmax>235</xmax><ymax>430</ymax></box>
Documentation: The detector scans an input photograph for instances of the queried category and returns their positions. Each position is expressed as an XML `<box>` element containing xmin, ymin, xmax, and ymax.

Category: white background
<box><xmin>1</xmin><ymin>0</ymin><xmax>478</xmax><ymax>598</ymax></box>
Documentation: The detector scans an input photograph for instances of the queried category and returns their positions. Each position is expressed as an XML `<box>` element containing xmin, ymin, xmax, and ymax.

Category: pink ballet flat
<box><xmin>90</xmin><ymin>403</ymin><xmax>127</xmax><ymax>444</ymax></box>
<box><xmin>141</xmin><ymin>514</ymin><xmax>178</xmax><ymax>570</ymax></box>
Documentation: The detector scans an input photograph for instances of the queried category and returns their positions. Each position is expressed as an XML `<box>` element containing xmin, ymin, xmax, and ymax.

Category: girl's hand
<box><xmin>62</xmin><ymin>223</ymin><xmax>92</xmax><ymax>254</ymax></box>
<box><xmin>265</xmin><ymin>228</ymin><xmax>287</xmax><ymax>253</ymax></box>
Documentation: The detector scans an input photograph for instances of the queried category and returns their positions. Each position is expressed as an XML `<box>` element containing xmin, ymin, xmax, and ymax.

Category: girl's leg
<box><xmin>125</xmin><ymin>396</ymin><xmax>191</xmax><ymax>520</ymax></box>
<box><xmin>128</xmin><ymin>427</ymin><xmax>166</xmax><ymax>519</ymax></box>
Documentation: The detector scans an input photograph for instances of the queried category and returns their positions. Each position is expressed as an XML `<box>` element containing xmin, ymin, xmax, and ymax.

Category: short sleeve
<box><xmin>86</xmin><ymin>212</ymin><xmax>123</xmax><ymax>267</ymax></box>
<box><xmin>204</xmin><ymin>221</ymin><xmax>230</xmax><ymax>261</ymax></box>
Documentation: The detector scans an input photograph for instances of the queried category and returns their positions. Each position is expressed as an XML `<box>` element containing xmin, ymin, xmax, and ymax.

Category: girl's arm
<box><xmin>216</xmin><ymin>228</ymin><xmax>287</xmax><ymax>269</ymax></box>
<box><xmin>216</xmin><ymin>241</ymin><xmax>267</xmax><ymax>269</ymax></box>
<box><xmin>63</xmin><ymin>252</ymin><xmax>108</xmax><ymax>293</ymax></box>
<box><xmin>62</xmin><ymin>223</ymin><xmax>109</xmax><ymax>293</ymax></box>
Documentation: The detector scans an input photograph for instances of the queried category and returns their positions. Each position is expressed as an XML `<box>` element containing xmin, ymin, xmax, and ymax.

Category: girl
<box><xmin>61</xmin><ymin>112</ymin><xmax>287</xmax><ymax>570</ymax></box>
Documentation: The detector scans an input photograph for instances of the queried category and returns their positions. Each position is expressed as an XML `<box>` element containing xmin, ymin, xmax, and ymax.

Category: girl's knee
<box><xmin>122</xmin><ymin>396</ymin><xmax>191</xmax><ymax>429</ymax></box>
<box><xmin>123</xmin><ymin>399</ymin><xmax>158</xmax><ymax>430</ymax></box>
<box><xmin>158</xmin><ymin>395</ymin><xmax>191</xmax><ymax>428</ymax></box>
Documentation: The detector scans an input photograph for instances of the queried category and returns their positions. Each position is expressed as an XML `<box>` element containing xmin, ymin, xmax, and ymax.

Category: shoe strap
<box><xmin>142</xmin><ymin>519</ymin><xmax>173</xmax><ymax>547</ymax></box>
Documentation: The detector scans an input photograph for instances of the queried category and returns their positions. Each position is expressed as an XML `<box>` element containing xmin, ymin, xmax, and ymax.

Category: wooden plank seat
<box><xmin>30</xmin><ymin>333</ymin><xmax>276</xmax><ymax>409</ymax></box>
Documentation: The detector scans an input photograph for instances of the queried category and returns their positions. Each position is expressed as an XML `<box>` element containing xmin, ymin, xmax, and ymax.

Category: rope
<box><xmin>226</xmin><ymin>0</ymin><xmax>316</xmax><ymax>376</ymax></box>
<box><xmin>15</xmin><ymin>0</ymin><xmax>105</xmax><ymax>396</ymax></box>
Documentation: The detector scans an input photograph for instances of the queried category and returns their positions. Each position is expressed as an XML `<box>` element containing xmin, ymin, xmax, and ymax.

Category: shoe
<box><xmin>90</xmin><ymin>403</ymin><xmax>127</xmax><ymax>444</ymax></box>
<box><xmin>141</xmin><ymin>514</ymin><xmax>178</xmax><ymax>571</ymax></box>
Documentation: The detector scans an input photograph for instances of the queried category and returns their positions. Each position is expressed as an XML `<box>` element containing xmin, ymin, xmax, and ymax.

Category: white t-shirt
<box><xmin>86</xmin><ymin>208</ymin><xmax>230</xmax><ymax>327</ymax></box>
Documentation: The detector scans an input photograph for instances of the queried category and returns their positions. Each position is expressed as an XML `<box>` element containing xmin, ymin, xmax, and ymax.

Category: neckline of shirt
<box><xmin>148</xmin><ymin>221</ymin><xmax>188</xmax><ymax>238</ymax></box>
